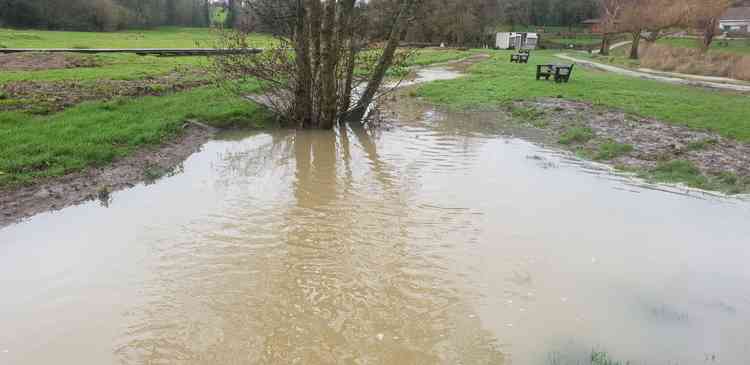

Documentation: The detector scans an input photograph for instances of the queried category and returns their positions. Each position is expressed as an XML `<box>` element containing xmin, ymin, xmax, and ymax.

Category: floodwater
<box><xmin>2</xmin><ymin>71</ymin><xmax>750</xmax><ymax>365</ymax></box>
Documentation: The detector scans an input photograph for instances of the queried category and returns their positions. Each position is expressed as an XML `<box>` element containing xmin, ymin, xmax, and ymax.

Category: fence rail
<box><xmin>0</xmin><ymin>48</ymin><xmax>264</xmax><ymax>56</ymax></box>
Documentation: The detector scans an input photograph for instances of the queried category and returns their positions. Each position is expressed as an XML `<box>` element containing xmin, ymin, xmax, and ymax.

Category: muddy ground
<box><xmin>1</xmin><ymin>71</ymin><xmax>212</xmax><ymax>113</ymax></box>
<box><xmin>381</xmin><ymin>90</ymin><xmax>750</xmax><ymax>194</ymax></box>
<box><xmin>0</xmin><ymin>52</ymin><xmax>100</xmax><ymax>71</ymax></box>
<box><xmin>0</xmin><ymin>123</ymin><xmax>213</xmax><ymax>228</ymax></box>
<box><xmin>515</xmin><ymin>98</ymin><xmax>750</xmax><ymax>177</ymax></box>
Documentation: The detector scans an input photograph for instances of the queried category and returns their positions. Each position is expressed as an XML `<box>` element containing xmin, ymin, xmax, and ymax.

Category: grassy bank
<box><xmin>418</xmin><ymin>50</ymin><xmax>750</xmax><ymax>142</ymax></box>
<box><xmin>0</xmin><ymin>86</ymin><xmax>271</xmax><ymax>187</ymax></box>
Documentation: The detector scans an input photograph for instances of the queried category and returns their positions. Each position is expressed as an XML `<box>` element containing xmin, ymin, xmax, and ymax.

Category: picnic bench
<box><xmin>510</xmin><ymin>53</ymin><xmax>529</xmax><ymax>63</ymax></box>
<box><xmin>536</xmin><ymin>64</ymin><xmax>574</xmax><ymax>83</ymax></box>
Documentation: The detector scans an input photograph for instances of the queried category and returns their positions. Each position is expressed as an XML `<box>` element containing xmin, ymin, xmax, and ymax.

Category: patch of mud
<box><xmin>515</xmin><ymin>98</ymin><xmax>750</xmax><ymax>181</ymax></box>
<box><xmin>0</xmin><ymin>52</ymin><xmax>100</xmax><ymax>71</ymax></box>
<box><xmin>0</xmin><ymin>123</ymin><xmax>214</xmax><ymax>228</ymax></box>
<box><xmin>1</xmin><ymin>70</ymin><xmax>212</xmax><ymax>113</ymax></box>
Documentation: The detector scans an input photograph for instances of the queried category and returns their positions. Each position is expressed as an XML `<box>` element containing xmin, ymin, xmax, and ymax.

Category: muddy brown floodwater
<box><xmin>2</xmin><ymin>66</ymin><xmax>750</xmax><ymax>365</ymax></box>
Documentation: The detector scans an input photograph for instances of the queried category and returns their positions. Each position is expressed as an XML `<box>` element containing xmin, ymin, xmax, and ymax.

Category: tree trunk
<box><xmin>629</xmin><ymin>31</ymin><xmax>641</xmax><ymax>59</ymax></box>
<box><xmin>294</xmin><ymin>0</ymin><xmax>313</xmax><ymax>128</ymax></box>
<box><xmin>599</xmin><ymin>33</ymin><xmax>610</xmax><ymax>55</ymax></box>
<box><xmin>166</xmin><ymin>0</ymin><xmax>177</xmax><ymax>25</ymax></box>
<box><xmin>348</xmin><ymin>0</ymin><xmax>415</xmax><ymax>124</ymax></box>
<box><xmin>224</xmin><ymin>0</ymin><xmax>237</xmax><ymax>29</ymax></box>
<box><xmin>309</xmin><ymin>0</ymin><xmax>322</xmax><ymax>81</ymax></box>
<box><xmin>203</xmin><ymin>0</ymin><xmax>211</xmax><ymax>27</ymax></box>
<box><xmin>701</xmin><ymin>18</ymin><xmax>719</xmax><ymax>52</ymax></box>
<box><xmin>318</xmin><ymin>0</ymin><xmax>338</xmax><ymax>129</ymax></box>
<box><xmin>336</xmin><ymin>0</ymin><xmax>356</xmax><ymax>123</ymax></box>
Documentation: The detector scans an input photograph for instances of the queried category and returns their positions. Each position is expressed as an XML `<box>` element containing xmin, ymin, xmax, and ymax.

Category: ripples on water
<box><xmin>1</xmin><ymin>97</ymin><xmax>750</xmax><ymax>364</ymax></box>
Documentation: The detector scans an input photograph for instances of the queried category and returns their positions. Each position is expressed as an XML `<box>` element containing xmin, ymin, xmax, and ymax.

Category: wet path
<box><xmin>2</xmin><ymin>68</ymin><xmax>750</xmax><ymax>364</ymax></box>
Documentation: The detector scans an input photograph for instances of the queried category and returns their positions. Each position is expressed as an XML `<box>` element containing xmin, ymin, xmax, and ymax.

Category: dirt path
<box><xmin>555</xmin><ymin>53</ymin><xmax>750</xmax><ymax>92</ymax></box>
<box><xmin>591</xmin><ymin>40</ymin><xmax>632</xmax><ymax>54</ymax></box>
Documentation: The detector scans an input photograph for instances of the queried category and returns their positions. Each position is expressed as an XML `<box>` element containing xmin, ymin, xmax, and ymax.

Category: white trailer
<box><xmin>523</xmin><ymin>33</ymin><xmax>539</xmax><ymax>50</ymax></box>
<box><xmin>496</xmin><ymin>32</ymin><xmax>537</xmax><ymax>50</ymax></box>
<box><xmin>495</xmin><ymin>32</ymin><xmax>522</xmax><ymax>50</ymax></box>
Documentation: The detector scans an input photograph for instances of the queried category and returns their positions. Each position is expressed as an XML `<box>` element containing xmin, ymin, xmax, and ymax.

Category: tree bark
<box><xmin>629</xmin><ymin>31</ymin><xmax>641</xmax><ymax>59</ymax></box>
<box><xmin>701</xmin><ymin>18</ymin><xmax>719</xmax><ymax>52</ymax></box>
<box><xmin>318</xmin><ymin>0</ymin><xmax>338</xmax><ymax>129</ymax></box>
<box><xmin>203</xmin><ymin>0</ymin><xmax>211</xmax><ymax>27</ymax></box>
<box><xmin>294</xmin><ymin>0</ymin><xmax>313</xmax><ymax>128</ymax></box>
<box><xmin>337</xmin><ymin>0</ymin><xmax>357</xmax><ymax>121</ymax></box>
<box><xmin>309</xmin><ymin>0</ymin><xmax>322</xmax><ymax>81</ymax></box>
<box><xmin>348</xmin><ymin>0</ymin><xmax>415</xmax><ymax>124</ymax></box>
<box><xmin>225</xmin><ymin>0</ymin><xmax>236</xmax><ymax>28</ymax></box>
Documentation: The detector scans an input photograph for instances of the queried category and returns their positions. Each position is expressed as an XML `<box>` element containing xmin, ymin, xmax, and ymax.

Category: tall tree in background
<box><xmin>165</xmin><ymin>0</ymin><xmax>177</xmax><ymax>24</ymax></box>
<box><xmin>685</xmin><ymin>0</ymin><xmax>731</xmax><ymax>52</ymax></box>
<box><xmin>0</xmin><ymin>0</ymin><xmax>214</xmax><ymax>30</ymax></box>
<box><xmin>225</xmin><ymin>0</ymin><xmax>237</xmax><ymax>28</ymax></box>
<box><xmin>597</xmin><ymin>0</ymin><xmax>625</xmax><ymax>55</ymax></box>
<box><xmin>599</xmin><ymin>0</ymin><xmax>687</xmax><ymax>59</ymax></box>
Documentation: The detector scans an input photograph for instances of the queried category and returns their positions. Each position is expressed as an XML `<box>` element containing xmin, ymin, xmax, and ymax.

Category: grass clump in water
<box><xmin>559</xmin><ymin>126</ymin><xmax>594</xmax><ymax>145</ymax></box>
<box><xmin>649</xmin><ymin>160</ymin><xmax>706</xmax><ymax>186</ymax></box>
<box><xmin>590</xmin><ymin>350</ymin><xmax>626</xmax><ymax>365</ymax></box>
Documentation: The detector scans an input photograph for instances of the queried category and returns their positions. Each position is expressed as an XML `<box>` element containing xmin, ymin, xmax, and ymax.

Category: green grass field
<box><xmin>418</xmin><ymin>50</ymin><xmax>750</xmax><ymax>142</ymax></box>
<box><xmin>0</xmin><ymin>27</ymin><xmax>275</xmax><ymax>49</ymax></box>
<box><xmin>658</xmin><ymin>37</ymin><xmax>750</xmax><ymax>55</ymax></box>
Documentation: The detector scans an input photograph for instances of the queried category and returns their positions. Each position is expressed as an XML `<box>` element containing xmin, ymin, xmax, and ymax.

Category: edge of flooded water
<box><xmin>0</xmin><ymin>123</ymin><xmax>215</xmax><ymax>228</ymax></box>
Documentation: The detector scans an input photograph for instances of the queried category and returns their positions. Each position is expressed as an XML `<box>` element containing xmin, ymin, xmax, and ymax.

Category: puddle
<box><xmin>2</xmin><ymin>71</ymin><xmax>750</xmax><ymax>364</ymax></box>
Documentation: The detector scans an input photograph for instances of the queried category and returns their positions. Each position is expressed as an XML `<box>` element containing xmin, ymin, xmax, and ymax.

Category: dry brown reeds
<box><xmin>640</xmin><ymin>43</ymin><xmax>750</xmax><ymax>81</ymax></box>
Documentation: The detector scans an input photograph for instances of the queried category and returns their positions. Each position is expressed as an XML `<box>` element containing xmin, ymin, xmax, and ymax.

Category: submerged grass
<box><xmin>632</xmin><ymin>160</ymin><xmax>750</xmax><ymax>194</ymax></box>
<box><xmin>417</xmin><ymin>50</ymin><xmax>750</xmax><ymax>142</ymax></box>
<box><xmin>0</xmin><ymin>85</ymin><xmax>271</xmax><ymax>187</ymax></box>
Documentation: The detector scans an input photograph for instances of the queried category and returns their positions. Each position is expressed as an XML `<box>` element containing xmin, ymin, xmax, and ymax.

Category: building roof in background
<box><xmin>721</xmin><ymin>7</ymin><xmax>750</xmax><ymax>21</ymax></box>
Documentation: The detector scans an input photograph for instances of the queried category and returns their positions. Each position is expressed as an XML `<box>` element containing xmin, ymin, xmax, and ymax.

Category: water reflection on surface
<box><xmin>1</xmin><ymin>98</ymin><xmax>750</xmax><ymax>365</ymax></box>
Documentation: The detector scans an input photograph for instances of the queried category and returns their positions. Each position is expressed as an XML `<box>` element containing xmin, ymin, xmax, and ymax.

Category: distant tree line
<box><xmin>0</xmin><ymin>0</ymin><xmax>214</xmax><ymax>31</ymax></box>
